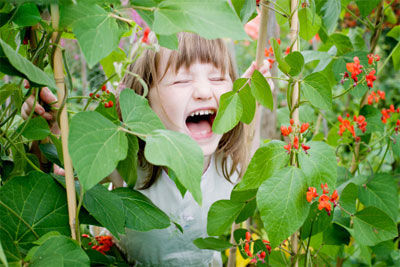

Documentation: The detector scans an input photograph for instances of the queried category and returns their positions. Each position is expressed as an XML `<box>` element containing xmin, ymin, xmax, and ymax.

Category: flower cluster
<box><xmin>82</xmin><ymin>234</ymin><xmax>114</xmax><ymax>255</ymax></box>
<box><xmin>338</xmin><ymin>114</ymin><xmax>367</xmax><ymax>141</ymax></box>
<box><xmin>367</xmin><ymin>90</ymin><xmax>385</xmax><ymax>105</ymax></box>
<box><xmin>264</xmin><ymin>39</ymin><xmax>279</xmax><ymax>68</ymax></box>
<box><xmin>306</xmin><ymin>183</ymin><xmax>339</xmax><ymax>216</ymax></box>
<box><xmin>342</xmin><ymin>54</ymin><xmax>380</xmax><ymax>88</ymax></box>
<box><xmin>381</xmin><ymin>104</ymin><xmax>400</xmax><ymax>124</ymax></box>
<box><xmin>345</xmin><ymin>56</ymin><xmax>363</xmax><ymax>82</ymax></box>
<box><xmin>366</xmin><ymin>69</ymin><xmax>376</xmax><ymax>88</ymax></box>
<box><xmin>367</xmin><ymin>53</ymin><xmax>380</xmax><ymax>65</ymax></box>
<box><xmin>142</xmin><ymin>27</ymin><xmax>150</xmax><ymax>44</ymax></box>
<box><xmin>281</xmin><ymin>119</ymin><xmax>310</xmax><ymax>153</ymax></box>
<box><xmin>242</xmin><ymin>232</ymin><xmax>271</xmax><ymax>264</ymax></box>
<box><xmin>89</xmin><ymin>84</ymin><xmax>114</xmax><ymax>108</ymax></box>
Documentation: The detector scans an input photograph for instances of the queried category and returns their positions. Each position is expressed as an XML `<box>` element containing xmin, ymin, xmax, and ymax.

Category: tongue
<box><xmin>187</xmin><ymin>121</ymin><xmax>212</xmax><ymax>136</ymax></box>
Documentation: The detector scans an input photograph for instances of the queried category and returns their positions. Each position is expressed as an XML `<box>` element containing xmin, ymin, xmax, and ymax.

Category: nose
<box><xmin>192</xmin><ymin>79</ymin><xmax>213</xmax><ymax>100</ymax></box>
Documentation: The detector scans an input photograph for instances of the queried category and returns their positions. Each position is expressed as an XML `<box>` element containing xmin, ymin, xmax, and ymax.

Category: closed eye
<box><xmin>173</xmin><ymin>80</ymin><xmax>191</xmax><ymax>85</ymax></box>
<box><xmin>210</xmin><ymin>77</ymin><xmax>226</xmax><ymax>82</ymax></box>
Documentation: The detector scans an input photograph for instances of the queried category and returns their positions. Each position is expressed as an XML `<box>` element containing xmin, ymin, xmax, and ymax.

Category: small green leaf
<box><xmin>168</xmin><ymin>168</ymin><xmax>187</xmax><ymax>198</ymax></box>
<box><xmin>235</xmin><ymin>140</ymin><xmax>289</xmax><ymax>191</ymax></box>
<box><xmin>19</xmin><ymin>116</ymin><xmax>50</xmax><ymax>140</ymax></box>
<box><xmin>330</xmin><ymin>33</ymin><xmax>353</xmax><ymax>55</ymax></box>
<box><xmin>298</xmin><ymin>7</ymin><xmax>321</xmax><ymax>41</ymax></box>
<box><xmin>193</xmin><ymin>237</ymin><xmax>232</xmax><ymax>251</ymax></box>
<box><xmin>212</xmin><ymin>91</ymin><xmax>243</xmax><ymax>134</ymax></box>
<box><xmin>116</xmin><ymin>134</ymin><xmax>138</xmax><ymax>187</ymax></box>
<box><xmin>302</xmin><ymin>72</ymin><xmax>332</xmax><ymax>110</ymax></box>
<box><xmin>113</xmin><ymin>188</ymin><xmax>171</xmax><ymax>231</ymax></box>
<box><xmin>235</xmin><ymin>198</ymin><xmax>256</xmax><ymax>223</ymax></box>
<box><xmin>356</xmin><ymin>0</ymin><xmax>381</xmax><ymax>17</ymax></box>
<box><xmin>0</xmin><ymin>39</ymin><xmax>56</xmax><ymax>89</ymax></box>
<box><xmin>39</xmin><ymin>143</ymin><xmax>63</xmax><ymax>168</ymax></box>
<box><xmin>340</xmin><ymin>182</ymin><xmax>358</xmax><ymax>215</ymax></box>
<box><xmin>359</xmin><ymin>105</ymin><xmax>384</xmax><ymax>134</ymax></box>
<box><xmin>100</xmin><ymin>48</ymin><xmax>126</xmax><ymax>82</ymax></box>
<box><xmin>257</xmin><ymin>167</ymin><xmax>309</xmax><ymax>248</ymax></box>
<box><xmin>285</xmin><ymin>51</ymin><xmax>304</xmax><ymax>77</ymax></box>
<box><xmin>271</xmin><ymin>38</ymin><xmax>290</xmax><ymax>74</ymax></box>
<box><xmin>387</xmin><ymin>26</ymin><xmax>400</xmax><ymax>42</ymax></box>
<box><xmin>358</xmin><ymin>174</ymin><xmax>398</xmax><ymax>222</ymax></box>
<box><xmin>119</xmin><ymin>89</ymin><xmax>165</xmax><ymax>136</ymax></box>
<box><xmin>300</xmin><ymin>202</ymin><xmax>332</xmax><ymax>239</ymax></box>
<box><xmin>84</xmin><ymin>185</ymin><xmax>125</xmax><ymax>237</ymax></box>
<box><xmin>320</xmin><ymin>0</ymin><xmax>341</xmax><ymax>33</ymax></box>
<box><xmin>391</xmin><ymin>43</ymin><xmax>400</xmax><ymax>71</ymax></box>
<box><xmin>0</xmin><ymin>84</ymin><xmax>19</xmax><ymax>105</ymax></box>
<box><xmin>353</xmin><ymin>207</ymin><xmax>397</xmax><ymax>246</ymax></box>
<box><xmin>69</xmin><ymin>111</ymin><xmax>128</xmax><ymax>191</ymax></box>
<box><xmin>145</xmin><ymin>129</ymin><xmax>203</xmax><ymax>205</ymax></box>
<box><xmin>12</xmin><ymin>3</ymin><xmax>41</xmax><ymax>27</ymax></box>
<box><xmin>250</xmin><ymin>70</ymin><xmax>273</xmax><ymax>110</ymax></box>
<box><xmin>31</xmin><ymin>236</ymin><xmax>90</xmax><ymax>267</ymax></box>
<box><xmin>237</xmin><ymin>80</ymin><xmax>256</xmax><ymax>124</ymax></box>
<box><xmin>298</xmin><ymin>141</ymin><xmax>337</xmax><ymax>188</ymax></box>
<box><xmin>392</xmin><ymin>134</ymin><xmax>400</xmax><ymax>159</ymax></box>
<box><xmin>207</xmin><ymin>199</ymin><xmax>245</xmax><ymax>236</ymax></box>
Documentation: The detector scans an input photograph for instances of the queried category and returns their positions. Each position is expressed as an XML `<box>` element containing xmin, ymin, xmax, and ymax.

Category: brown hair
<box><xmin>117</xmin><ymin>32</ymin><xmax>247</xmax><ymax>189</ymax></box>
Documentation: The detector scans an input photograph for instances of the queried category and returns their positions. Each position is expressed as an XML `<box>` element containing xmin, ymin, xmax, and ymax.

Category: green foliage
<box><xmin>298</xmin><ymin>7</ymin><xmax>321</xmax><ymax>41</ymax></box>
<box><xmin>207</xmin><ymin>199</ymin><xmax>245</xmax><ymax>236</ymax></box>
<box><xmin>212</xmin><ymin>91</ymin><xmax>243</xmax><ymax>134</ymax></box>
<box><xmin>250</xmin><ymin>70</ymin><xmax>273</xmax><ymax>110</ymax></box>
<box><xmin>19</xmin><ymin>116</ymin><xmax>50</xmax><ymax>140</ymax></box>
<box><xmin>301</xmin><ymin>72</ymin><xmax>332</xmax><ymax>110</ymax></box>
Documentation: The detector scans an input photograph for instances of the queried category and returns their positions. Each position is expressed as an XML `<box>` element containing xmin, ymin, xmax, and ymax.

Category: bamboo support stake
<box><xmin>289</xmin><ymin>0</ymin><xmax>299</xmax><ymax>265</ymax></box>
<box><xmin>51</xmin><ymin>4</ymin><xmax>77</xmax><ymax>240</ymax></box>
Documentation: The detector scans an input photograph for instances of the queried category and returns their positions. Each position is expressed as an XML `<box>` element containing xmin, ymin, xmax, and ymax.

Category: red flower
<box><xmin>366</xmin><ymin>69</ymin><xmax>376</xmax><ymax>88</ymax></box>
<box><xmin>281</xmin><ymin>125</ymin><xmax>291</xmax><ymax>136</ymax></box>
<box><xmin>346</xmin><ymin>56</ymin><xmax>363</xmax><ymax>82</ymax></box>
<box><xmin>293</xmin><ymin>136</ymin><xmax>299</xmax><ymax>149</ymax></box>
<box><xmin>354</xmin><ymin>115</ymin><xmax>367</xmax><ymax>133</ymax></box>
<box><xmin>142</xmin><ymin>27</ymin><xmax>151</xmax><ymax>44</ymax></box>
<box><xmin>92</xmin><ymin>236</ymin><xmax>113</xmax><ymax>255</ymax></box>
<box><xmin>375</xmin><ymin>54</ymin><xmax>380</xmax><ymax>61</ymax></box>
<box><xmin>284</xmin><ymin>142</ymin><xmax>291</xmax><ymax>153</ymax></box>
<box><xmin>290</xmin><ymin>119</ymin><xmax>294</xmax><ymax>125</ymax></box>
<box><xmin>338</xmin><ymin>117</ymin><xmax>355</xmax><ymax>137</ymax></box>
<box><xmin>301</xmin><ymin>143</ymin><xmax>310</xmax><ymax>153</ymax></box>
<box><xmin>245</xmin><ymin>231</ymin><xmax>251</xmax><ymax>242</ymax></box>
<box><xmin>330</xmin><ymin>190</ymin><xmax>339</xmax><ymax>206</ymax></box>
<box><xmin>306</xmin><ymin>187</ymin><xmax>318</xmax><ymax>202</ymax></box>
<box><xmin>285</xmin><ymin>46</ymin><xmax>291</xmax><ymax>55</ymax></box>
<box><xmin>101</xmin><ymin>84</ymin><xmax>106</xmax><ymax>91</ymax></box>
<box><xmin>318</xmin><ymin>194</ymin><xmax>332</xmax><ymax>215</ymax></box>
<box><xmin>321</xmin><ymin>183</ymin><xmax>329</xmax><ymax>194</ymax></box>
<box><xmin>264</xmin><ymin>47</ymin><xmax>270</xmax><ymax>57</ymax></box>
<box><xmin>300</xmin><ymin>122</ymin><xmax>309</xmax><ymax>133</ymax></box>
<box><xmin>263</xmin><ymin>240</ymin><xmax>271</xmax><ymax>253</ymax></box>
<box><xmin>367</xmin><ymin>54</ymin><xmax>374</xmax><ymax>65</ymax></box>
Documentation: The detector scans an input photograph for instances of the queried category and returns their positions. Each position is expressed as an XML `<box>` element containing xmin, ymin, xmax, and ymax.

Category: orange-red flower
<box><xmin>281</xmin><ymin>125</ymin><xmax>292</xmax><ymax>136</ymax></box>
<box><xmin>284</xmin><ymin>142</ymin><xmax>291</xmax><ymax>153</ymax></box>
<box><xmin>300</xmin><ymin>122</ymin><xmax>309</xmax><ymax>133</ymax></box>
<box><xmin>285</xmin><ymin>46</ymin><xmax>290</xmax><ymax>55</ymax></box>
<box><xmin>366</xmin><ymin>69</ymin><xmax>377</xmax><ymax>88</ymax></box>
<box><xmin>346</xmin><ymin>56</ymin><xmax>363</xmax><ymax>82</ymax></box>
<box><xmin>330</xmin><ymin>190</ymin><xmax>339</xmax><ymax>206</ymax></box>
<box><xmin>318</xmin><ymin>194</ymin><xmax>332</xmax><ymax>215</ymax></box>
<box><xmin>306</xmin><ymin>187</ymin><xmax>318</xmax><ymax>202</ymax></box>
<box><xmin>321</xmin><ymin>183</ymin><xmax>329</xmax><ymax>194</ymax></box>
<box><xmin>301</xmin><ymin>143</ymin><xmax>310</xmax><ymax>153</ymax></box>
<box><xmin>141</xmin><ymin>27</ymin><xmax>150</xmax><ymax>44</ymax></box>
<box><xmin>354</xmin><ymin>115</ymin><xmax>367</xmax><ymax>133</ymax></box>
<box><xmin>293</xmin><ymin>136</ymin><xmax>299</xmax><ymax>149</ymax></box>
<box><xmin>338</xmin><ymin>117</ymin><xmax>355</xmax><ymax>137</ymax></box>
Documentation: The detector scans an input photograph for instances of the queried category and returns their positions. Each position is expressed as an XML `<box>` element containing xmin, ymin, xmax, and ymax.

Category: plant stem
<box><xmin>51</xmin><ymin>3</ymin><xmax>77</xmax><ymax>241</ymax></box>
<box><xmin>344</xmin><ymin>6</ymin><xmax>374</xmax><ymax>29</ymax></box>
<box><xmin>118</xmin><ymin>126</ymin><xmax>148</xmax><ymax>139</ymax></box>
<box><xmin>374</xmin><ymin>139</ymin><xmax>390</xmax><ymax>173</ymax></box>
<box><xmin>131</xmin><ymin>5</ymin><xmax>156</xmax><ymax>12</ymax></box>
<box><xmin>260</xmin><ymin>1</ymin><xmax>289</xmax><ymax>18</ymax></box>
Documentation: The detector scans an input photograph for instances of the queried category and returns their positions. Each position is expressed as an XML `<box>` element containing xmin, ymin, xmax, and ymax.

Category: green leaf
<box><xmin>116</xmin><ymin>134</ymin><xmax>138</xmax><ymax>187</ymax></box>
<box><xmin>237</xmin><ymin>79</ymin><xmax>256</xmax><ymax>124</ymax></box>
<box><xmin>340</xmin><ymin>182</ymin><xmax>358</xmax><ymax>215</ymax></box>
<box><xmin>330</xmin><ymin>33</ymin><xmax>353</xmax><ymax>55</ymax></box>
<box><xmin>168</xmin><ymin>168</ymin><xmax>187</xmax><ymax>198</ymax></box>
<box><xmin>302</xmin><ymin>72</ymin><xmax>332</xmax><ymax>110</ymax></box>
<box><xmin>0</xmin><ymin>241</ymin><xmax>8</xmax><ymax>267</ymax></box>
<box><xmin>359</xmin><ymin>105</ymin><xmax>384</xmax><ymax>134</ymax></box>
<box><xmin>12</xmin><ymin>3</ymin><xmax>41</xmax><ymax>27</ymax></box>
<box><xmin>100</xmin><ymin>48</ymin><xmax>126</xmax><ymax>82</ymax></box>
<box><xmin>298</xmin><ymin>141</ymin><xmax>337</xmax><ymax>188</ymax></box>
<box><xmin>153</xmin><ymin>0</ymin><xmax>249</xmax><ymax>41</ymax></box>
<box><xmin>301</xmin><ymin>50</ymin><xmax>331</xmax><ymax>63</ymax></box>
<box><xmin>69</xmin><ymin>111</ymin><xmax>128</xmax><ymax>191</ymax></box>
<box><xmin>358</xmin><ymin>174</ymin><xmax>398</xmax><ymax>222</ymax></box>
<box><xmin>257</xmin><ymin>167</ymin><xmax>309</xmax><ymax>248</ymax></box>
<box><xmin>60</xmin><ymin>2</ymin><xmax>127</xmax><ymax>68</ymax></box>
<box><xmin>285</xmin><ymin>51</ymin><xmax>304</xmax><ymax>77</ymax></box>
<box><xmin>0</xmin><ymin>172</ymin><xmax>70</xmax><ymax>264</ymax></box>
<box><xmin>83</xmin><ymin>185</ymin><xmax>125</xmax><ymax>237</ymax></box>
<box><xmin>212</xmin><ymin>91</ymin><xmax>243</xmax><ymax>134</ymax></box>
<box><xmin>320</xmin><ymin>0</ymin><xmax>340</xmax><ymax>33</ymax></box>
<box><xmin>300</xmin><ymin>202</ymin><xmax>332</xmax><ymax>239</ymax></box>
<box><xmin>392</xmin><ymin>43</ymin><xmax>400</xmax><ymax>71</ymax></box>
<box><xmin>250</xmin><ymin>70</ymin><xmax>273</xmax><ymax>110</ymax></box>
<box><xmin>387</xmin><ymin>26</ymin><xmax>400</xmax><ymax>42</ymax></box>
<box><xmin>271</xmin><ymin>37</ymin><xmax>290</xmax><ymax>74</ymax></box>
<box><xmin>353</xmin><ymin>207</ymin><xmax>397</xmax><ymax>246</ymax></box>
<box><xmin>145</xmin><ymin>129</ymin><xmax>203</xmax><ymax>204</ymax></box>
<box><xmin>207</xmin><ymin>199</ymin><xmax>245</xmax><ymax>236</ymax></box>
<box><xmin>392</xmin><ymin>134</ymin><xmax>400</xmax><ymax>159</ymax></box>
<box><xmin>39</xmin><ymin>143</ymin><xmax>63</xmax><ymax>168</ymax></box>
<box><xmin>235</xmin><ymin>140</ymin><xmax>289</xmax><ymax>191</ymax></box>
<box><xmin>18</xmin><ymin>116</ymin><xmax>50</xmax><ymax>140</ymax></box>
<box><xmin>157</xmin><ymin>34</ymin><xmax>179</xmax><ymax>50</ymax></box>
<box><xmin>0</xmin><ymin>84</ymin><xmax>19</xmax><ymax>105</ymax></box>
<box><xmin>231</xmin><ymin>0</ymin><xmax>257</xmax><ymax>24</ymax></box>
<box><xmin>113</xmin><ymin>188</ymin><xmax>171</xmax><ymax>231</ymax></box>
<box><xmin>119</xmin><ymin>89</ymin><xmax>165</xmax><ymax>136</ymax></box>
<box><xmin>193</xmin><ymin>237</ymin><xmax>232</xmax><ymax>252</ymax></box>
<box><xmin>30</xmin><ymin>236</ymin><xmax>90</xmax><ymax>267</ymax></box>
<box><xmin>356</xmin><ymin>0</ymin><xmax>381</xmax><ymax>17</ymax></box>
<box><xmin>0</xmin><ymin>39</ymin><xmax>56</xmax><ymax>89</ymax></box>
<box><xmin>235</xmin><ymin>198</ymin><xmax>256</xmax><ymax>223</ymax></box>
<box><xmin>298</xmin><ymin>7</ymin><xmax>321</xmax><ymax>41</ymax></box>
<box><xmin>323</xmin><ymin>223</ymin><xmax>350</xmax><ymax>245</ymax></box>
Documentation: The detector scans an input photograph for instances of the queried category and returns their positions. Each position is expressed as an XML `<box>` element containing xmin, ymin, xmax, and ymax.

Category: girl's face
<box><xmin>148</xmin><ymin>57</ymin><xmax>233</xmax><ymax>157</ymax></box>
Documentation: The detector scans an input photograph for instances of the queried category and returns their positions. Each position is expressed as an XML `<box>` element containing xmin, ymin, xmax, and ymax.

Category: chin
<box><xmin>197</xmin><ymin>138</ymin><xmax>220</xmax><ymax>158</ymax></box>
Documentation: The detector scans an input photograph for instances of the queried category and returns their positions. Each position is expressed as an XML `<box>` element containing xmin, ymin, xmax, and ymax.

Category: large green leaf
<box><xmin>319</xmin><ymin>0</ymin><xmax>340</xmax><ymax>33</ymax></box>
<box><xmin>298</xmin><ymin>7</ymin><xmax>321</xmax><ymax>41</ymax></box>
<box><xmin>231</xmin><ymin>0</ymin><xmax>257</xmax><ymax>24</ymax></box>
<box><xmin>145</xmin><ymin>129</ymin><xmax>203</xmax><ymax>204</ymax></box>
<box><xmin>0</xmin><ymin>39</ymin><xmax>56</xmax><ymax>89</ymax></box>
<box><xmin>250</xmin><ymin>70</ymin><xmax>273</xmax><ymax>110</ymax></box>
<box><xmin>352</xmin><ymin>207</ymin><xmax>397</xmax><ymax>246</ymax></box>
<box><xmin>83</xmin><ymin>185</ymin><xmax>125</xmax><ymax>237</ymax></box>
<box><xmin>19</xmin><ymin>116</ymin><xmax>50</xmax><ymax>140</ymax></box>
<box><xmin>359</xmin><ymin>105</ymin><xmax>384</xmax><ymax>134</ymax></box>
<box><xmin>212</xmin><ymin>91</ymin><xmax>243</xmax><ymax>134</ymax></box>
<box><xmin>285</xmin><ymin>51</ymin><xmax>304</xmax><ymax>77</ymax></box>
<box><xmin>207</xmin><ymin>200</ymin><xmax>245</xmax><ymax>236</ymax></box>
<box><xmin>119</xmin><ymin>89</ymin><xmax>165</xmax><ymax>136</ymax></box>
<box><xmin>300</xmin><ymin>202</ymin><xmax>332</xmax><ymax>239</ymax></box>
<box><xmin>257</xmin><ymin>167</ymin><xmax>309</xmax><ymax>248</ymax></box>
<box><xmin>152</xmin><ymin>0</ymin><xmax>249</xmax><ymax>40</ymax></box>
<box><xmin>69</xmin><ymin>111</ymin><xmax>128</xmax><ymax>191</ymax></box>
<box><xmin>387</xmin><ymin>26</ymin><xmax>400</xmax><ymax>42</ymax></box>
<box><xmin>0</xmin><ymin>172</ymin><xmax>69</xmax><ymax>264</ymax></box>
<box><xmin>356</xmin><ymin>0</ymin><xmax>381</xmax><ymax>17</ymax></box>
<box><xmin>60</xmin><ymin>2</ymin><xmax>127</xmax><ymax>68</ymax></box>
<box><xmin>302</xmin><ymin>72</ymin><xmax>332</xmax><ymax>110</ymax></box>
<box><xmin>330</xmin><ymin>33</ymin><xmax>353</xmax><ymax>55</ymax></box>
<box><xmin>116</xmin><ymin>135</ymin><xmax>139</xmax><ymax>187</ymax></box>
<box><xmin>30</xmin><ymin>236</ymin><xmax>90</xmax><ymax>267</ymax></box>
<box><xmin>113</xmin><ymin>188</ymin><xmax>171</xmax><ymax>232</ymax></box>
<box><xmin>12</xmin><ymin>3</ymin><xmax>41</xmax><ymax>27</ymax></box>
<box><xmin>298</xmin><ymin>141</ymin><xmax>337</xmax><ymax>188</ymax></box>
<box><xmin>235</xmin><ymin>140</ymin><xmax>289</xmax><ymax>191</ymax></box>
<box><xmin>193</xmin><ymin>237</ymin><xmax>232</xmax><ymax>251</ymax></box>
<box><xmin>340</xmin><ymin>182</ymin><xmax>358</xmax><ymax>215</ymax></box>
<box><xmin>358</xmin><ymin>174</ymin><xmax>398</xmax><ymax>222</ymax></box>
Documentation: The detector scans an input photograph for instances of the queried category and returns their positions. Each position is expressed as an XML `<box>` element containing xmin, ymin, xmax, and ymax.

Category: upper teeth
<box><xmin>189</xmin><ymin>110</ymin><xmax>215</xmax><ymax>117</ymax></box>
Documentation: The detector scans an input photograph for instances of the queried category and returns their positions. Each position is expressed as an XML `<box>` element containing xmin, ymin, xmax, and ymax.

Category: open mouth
<box><xmin>185</xmin><ymin>109</ymin><xmax>216</xmax><ymax>140</ymax></box>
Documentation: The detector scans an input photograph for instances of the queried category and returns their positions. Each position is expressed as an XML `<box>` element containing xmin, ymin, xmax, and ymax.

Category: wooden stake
<box><xmin>50</xmin><ymin>4</ymin><xmax>77</xmax><ymax>240</ymax></box>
